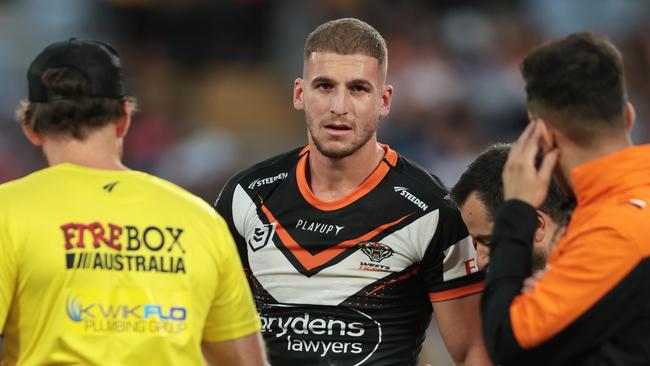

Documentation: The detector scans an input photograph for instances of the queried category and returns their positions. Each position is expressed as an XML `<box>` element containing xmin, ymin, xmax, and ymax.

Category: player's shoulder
<box><xmin>139</xmin><ymin>172</ymin><xmax>218</xmax><ymax>215</ymax></box>
<box><xmin>0</xmin><ymin>166</ymin><xmax>57</xmax><ymax>202</ymax></box>
<box><xmin>221</xmin><ymin>146</ymin><xmax>303</xmax><ymax>193</ymax></box>
<box><xmin>390</xmin><ymin>153</ymin><xmax>453</xmax><ymax>205</ymax></box>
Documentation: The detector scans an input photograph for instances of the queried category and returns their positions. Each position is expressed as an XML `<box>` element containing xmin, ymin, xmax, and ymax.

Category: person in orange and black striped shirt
<box><xmin>215</xmin><ymin>18</ymin><xmax>491</xmax><ymax>366</ymax></box>
<box><xmin>482</xmin><ymin>32</ymin><xmax>650</xmax><ymax>365</ymax></box>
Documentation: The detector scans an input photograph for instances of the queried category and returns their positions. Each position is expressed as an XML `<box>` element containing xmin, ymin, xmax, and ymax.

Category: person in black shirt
<box><xmin>215</xmin><ymin>17</ymin><xmax>491</xmax><ymax>366</ymax></box>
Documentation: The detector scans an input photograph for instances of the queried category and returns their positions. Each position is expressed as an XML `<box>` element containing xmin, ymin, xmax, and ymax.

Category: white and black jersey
<box><xmin>215</xmin><ymin>145</ymin><xmax>483</xmax><ymax>366</ymax></box>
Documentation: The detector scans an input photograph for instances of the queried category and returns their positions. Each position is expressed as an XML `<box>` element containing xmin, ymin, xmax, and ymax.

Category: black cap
<box><xmin>28</xmin><ymin>38</ymin><xmax>125</xmax><ymax>102</ymax></box>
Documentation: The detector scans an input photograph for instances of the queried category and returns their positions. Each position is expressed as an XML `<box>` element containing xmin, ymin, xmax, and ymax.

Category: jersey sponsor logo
<box><xmin>393</xmin><ymin>186</ymin><xmax>429</xmax><ymax>211</ymax></box>
<box><xmin>248</xmin><ymin>172</ymin><xmax>289</xmax><ymax>190</ymax></box>
<box><xmin>102</xmin><ymin>181</ymin><xmax>119</xmax><ymax>192</ymax></box>
<box><xmin>358</xmin><ymin>241</ymin><xmax>393</xmax><ymax>263</ymax></box>
<box><xmin>248</xmin><ymin>223</ymin><xmax>275</xmax><ymax>251</ymax></box>
<box><xmin>296</xmin><ymin>219</ymin><xmax>344</xmax><ymax>236</ymax></box>
<box><xmin>464</xmin><ymin>258</ymin><xmax>478</xmax><ymax>274</ymax></box>
<box><xmin>260</xmin><ymin>305</ymin><xmax>381</xmax><ymax>365</ymax></box>
<box><xmin>65</xmin><ymin>292</ymin><xmax>187</xmax><ymax>335</ymax></box>
<box><xmin>358</xmin><ymin>242</ymin><xmax>393</xmax><ymax>272</ymax></box>
<box><xmin>60</xmin><ymin>222</ymin><xmax>186</xmax><ymax>274</ymax></box>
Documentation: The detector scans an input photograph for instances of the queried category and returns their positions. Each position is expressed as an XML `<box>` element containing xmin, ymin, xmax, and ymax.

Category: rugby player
<box><xmin>216</xmin><ymin>18</ymin><xmax>490</xmax><ymax>365</ymax></box>
<box><xmin>451</xmin><ymin>143</ymin><xmax>569</xmax><ymax>272</ymax></box>
<box><xmin>0</xmin><ymin>39</ymin><xmax>266</xmax><ymax>365</ymax></box>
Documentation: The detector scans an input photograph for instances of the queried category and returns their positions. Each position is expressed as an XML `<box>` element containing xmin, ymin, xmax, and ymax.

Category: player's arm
<box><xmin>423</xmin><ymin>205</ymin><xmax>491</xmax><ymax>366</ymax></box>
<box><xmin>433</xmin><ymin>293</ymin><xmax>492</xmax><ymax>366</ymax></box>
<box><xmin>203</xmin><ymin>332</ymin><xmax>267</xmax><ymax>366</ymax></box>
<box><xmin>482</xmin><ymin>200</ymin><xmax>644</xmax><ymax>365</ymax></box>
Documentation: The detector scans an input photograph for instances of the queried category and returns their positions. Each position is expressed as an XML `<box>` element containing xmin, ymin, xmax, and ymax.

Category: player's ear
<box><xmin>115</xmin><ymin>115</ymin><xmax>130</xmax><ymax>139</ymax></box>
<box><xmin>534</xmin><ymin>210</ymin><xmax>547</xmax><ymax>243</ymax></box>
<box><xmin>624</xmin><ymin>102</ymin><xmax>635</xmax><ymax>132</ymax></box>
<box><xmin>21</xmin><ymin>121</ymin><xmax>43</xmax><ymax>146</ymax></box>
<box><xmin>294</xmin><ymin>78</ymin><xmax>305</xmax><ymax>111</ymax></box>
<box><xmin>536</xmin><ymin>118</ymin><xmax>556</xmax><ymax>152</ymax></box>
<box><xmin>115</xmin><ymin>101</ymin><xmax>133</xmax><ymax>139</ymax></box>
<box><xmin>379</xmin><ymin>84</ymin><xmax>393</xmax><ymax>119</ymax></box>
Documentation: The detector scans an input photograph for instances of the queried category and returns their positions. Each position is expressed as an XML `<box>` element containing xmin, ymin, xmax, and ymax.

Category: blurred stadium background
<box><xmin>1</xmin><ymin>1</ymin><xmax>649</xmax><ymax>365</ymax></box>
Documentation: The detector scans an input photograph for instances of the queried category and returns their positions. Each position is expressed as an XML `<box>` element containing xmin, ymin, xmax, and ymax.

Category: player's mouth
<box><xmin>323</xmin><ymin>122</ymin><xmax>353</xmax><ymax>136</ymax></box>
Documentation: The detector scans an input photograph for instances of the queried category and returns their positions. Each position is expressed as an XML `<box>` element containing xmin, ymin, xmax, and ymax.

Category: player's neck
<box><xmin>308</xmin><ymin>140</ymin><xmax>385</xmax><ymax>202</ymax></box>
<box><xmin>559</xmin><ymin>132</ymin><xmax>632</xmax><ymax>191</ymax></box>
<box><xmin>42</xmin><ymin>128</ymin><xmax>128</xmax><ymax>171</ymax></box>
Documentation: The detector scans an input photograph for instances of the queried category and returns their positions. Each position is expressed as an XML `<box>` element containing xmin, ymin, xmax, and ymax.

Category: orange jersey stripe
<box><xmin>429</xmin><ymin>281</ymin><xmax>485</xmax><ymax>302</ymax></box>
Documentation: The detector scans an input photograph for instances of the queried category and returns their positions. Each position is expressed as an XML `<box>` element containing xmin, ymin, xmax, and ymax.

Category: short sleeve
<box><xmin>202</xmin><ymin>215</ymin><xmax>260</xmax><ymax>342</ymax></box>
<box><xmin>421</xmin><ymin>206</ymin><xmax>485</xmax><ymax>302</ymax></box>
<box><xmin>214</xmin><ymin>176</ymin><xmax>249</xmax><ymax>266</ymax></box>
<box><xmin>0</xmin><ymin>214</ymin><xmax>17</xmax><ymax>333</ymax></box>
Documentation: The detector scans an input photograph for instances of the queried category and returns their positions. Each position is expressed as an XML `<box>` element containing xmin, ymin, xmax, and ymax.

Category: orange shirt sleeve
<box><xmin>510</xmin><ymin>223</ymin><xmax>639</xmax><ymax>348</ymax></box>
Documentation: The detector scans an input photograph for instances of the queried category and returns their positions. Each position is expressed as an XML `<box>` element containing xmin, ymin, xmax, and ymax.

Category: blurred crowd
<box><xmin>1</xmin><ymin>0</ymin><xmax>649</xmax><ymax>199</ymax></box>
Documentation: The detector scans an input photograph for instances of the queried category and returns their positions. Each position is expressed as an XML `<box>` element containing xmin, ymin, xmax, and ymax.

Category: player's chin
<box><xmin>315</xmin><ymin>141</ymin><xmax>358</xmax><ymax>160</ymax></box>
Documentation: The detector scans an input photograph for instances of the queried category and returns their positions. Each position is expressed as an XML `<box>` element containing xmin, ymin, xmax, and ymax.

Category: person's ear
<box><xmin>534</xmin><ymin>210</ymin><xmax>547</xmax><ymax>243</ymax></box>
<box><xmin>379</xmin><ymin>84</ymin><xmax>393</xmax><ymax>119</ymax></box>
<box><xmin>21</xmin><ymin>121</ymin><xmax>43</xmax><ymax>146</ymax></box>
<box><xmin>537</xmin><ymin>118</ymin><xmax>557</xmax><ymax>152</ymax></box>
<box><xmin>293</xmin><ymin>78</ymin><xmax>305</xmax><ymax>111</ymax></box>
<box><xmin>624</xmin><ymin>102</ymin><xmax>636</xmax><ymax>132</ymax></box>
<box><xmin>115</xmin><ymin>115</ymin><xmax>130</xmax><ymax>139</ymax></box>
<box><xmin>115</xmin><ymin>102</ymin><xmax>132</xmax><ymax>139</ymax></box>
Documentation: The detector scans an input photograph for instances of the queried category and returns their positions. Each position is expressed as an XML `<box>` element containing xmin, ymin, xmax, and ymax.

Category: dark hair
<box><xmin>17</xmin><ymin>66</ymin><xmax>133</xmax><ymax>140</ymax></box>
<box><xmin>304</xmin><ymin>18</ymin><xmax>387</xmax><ymax>71</ymax></box>
<box><xmin>522</xmin><ymin>32</ymin><xmax>627</xmax><ymax>145</ymax></box>
<box><xmin>451</xmin><ymin>144</ymin><xmax>568</xmax><ymax>225</ymax></box>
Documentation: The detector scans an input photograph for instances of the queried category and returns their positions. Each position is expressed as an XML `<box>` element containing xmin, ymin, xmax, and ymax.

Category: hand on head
<box><xmin>503</xmin><ymin>120</ymin><xmax>559</xmax><ymax>208</ymax></box>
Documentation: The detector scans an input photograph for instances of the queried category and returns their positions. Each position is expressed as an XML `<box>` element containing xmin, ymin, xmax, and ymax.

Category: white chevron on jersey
<box><xmin>231</xmin><ymin>184</ymin><xmax>462</xmax><ymax>305</ymax></box>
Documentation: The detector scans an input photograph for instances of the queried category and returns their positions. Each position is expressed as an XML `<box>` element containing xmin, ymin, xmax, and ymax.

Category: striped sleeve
<box><xmin>422</xmin><ymin>205</ymin><xmax>484</xmax><ymax>302</ymax></box>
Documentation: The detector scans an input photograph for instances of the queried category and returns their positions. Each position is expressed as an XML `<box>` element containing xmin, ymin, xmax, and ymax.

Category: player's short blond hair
<box><xmin>304</xmin><ymin>18</ymin><xmax>388</xmax><ymax>73</ymax></box>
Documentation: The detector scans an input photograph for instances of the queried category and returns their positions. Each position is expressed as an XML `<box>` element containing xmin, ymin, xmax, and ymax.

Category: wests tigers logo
<box><xmin>358</xmin><ymin>241</ymin><xmax>393</xmax><ymax>262</ymax></box>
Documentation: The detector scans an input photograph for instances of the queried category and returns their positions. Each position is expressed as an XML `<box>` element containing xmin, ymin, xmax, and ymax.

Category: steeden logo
<box><xmin>393</xmin><ymin>186</ymin><xmax>429</xmax><ymax>211</ymax></box>
<box><xmin>248</xmin><ymin>172</ymin><xmax>288</xmax><ymax>190</ymax></box>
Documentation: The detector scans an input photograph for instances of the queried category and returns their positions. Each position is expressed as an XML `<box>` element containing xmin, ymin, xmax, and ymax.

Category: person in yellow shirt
<box><xmin>0</xmin><ymin>38</ymin><xmax>267</xmax><ymax>366</ymax></box>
